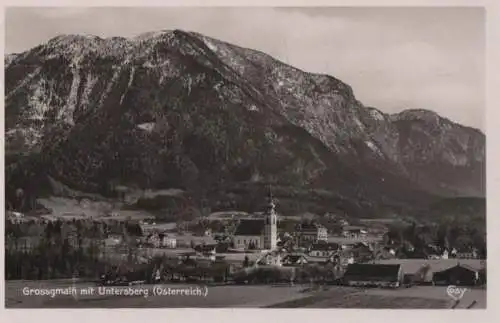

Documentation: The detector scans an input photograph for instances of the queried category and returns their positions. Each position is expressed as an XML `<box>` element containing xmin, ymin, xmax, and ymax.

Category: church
<box><xmin>232</xmin><ymin>194</ymin><xmax>278</xmax><ymax>251</ymax></box>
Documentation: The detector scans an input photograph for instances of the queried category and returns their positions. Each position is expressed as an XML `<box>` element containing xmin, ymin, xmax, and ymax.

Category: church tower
<box><xmin>263</xmin><ymin>186</ymin><xmax>278</xmax><ymax>250</ymax></box>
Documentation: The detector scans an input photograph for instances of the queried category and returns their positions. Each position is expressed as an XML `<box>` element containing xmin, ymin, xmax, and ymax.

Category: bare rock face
<box><xmin>4</xmin><ymin>30</ymin><xmax>485</xmax><ymax>216</ymax></box>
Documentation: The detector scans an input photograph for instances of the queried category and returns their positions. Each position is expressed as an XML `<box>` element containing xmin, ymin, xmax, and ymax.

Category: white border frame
<box><xmin>1</xmin><ymin>1</ymin><xmax>498</xmax><ymax>322</ymax></box>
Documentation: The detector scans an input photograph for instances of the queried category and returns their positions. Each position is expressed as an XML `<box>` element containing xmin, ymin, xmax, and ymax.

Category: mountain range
<box><xmin>4</xmin><ymin>30</ymin><xmax>486</xmax><ymax>219</ymax></box>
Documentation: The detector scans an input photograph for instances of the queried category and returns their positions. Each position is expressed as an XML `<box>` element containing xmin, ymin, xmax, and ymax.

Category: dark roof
<box><xmin>352</xmin><ymin>242</ymin><xmax>371</xmax><ymax>249</ymax></box>
<box><xmin>283</xmin><ymin>254</ymin><xmax>308</xmax><ymax>264</ymax></box>
<box><xmin>434</xmin><ymin>264</ymin><xmax>479</xmax><ymax>274</ymax></box>
<box><xmin>344</xmin><ymin>263</ymin><xmax>401</xmax><ymax>279</ymax></box>
<box><xmin>234</xmin><ymin>219</ymin><xmax>266</xmax><ymax>236</ymax></box>
<box><xmin>296</xmin><ymin>222</ymin><xmax>325</xmax><ymax>232</ymax></box>
<box><xmin>456</xmin><ymin>248</ymin><xmax>477</xmax><ymax>253</ymax></box>
<box><xmin>343</xmin><ymin>225</ymin><xmax>366</xmax><ymax>231</ymax></box>
<box><xmin>310</xmin><ymin>242</ymin><xmax>340</xmax><ymax>251</ymax></box>
<box><xmin>194</xmin><ymin>244</ymin><xmax>217</xmax><ymax>252</ymax></box>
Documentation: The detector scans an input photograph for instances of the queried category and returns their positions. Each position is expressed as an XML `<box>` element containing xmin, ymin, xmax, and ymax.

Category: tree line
<box><xmin>5</xmin><ymin>219</ymin><xmax>144</xmax><ymax>280</ymax></box>
<box><xmin>383</xmin><ymin>218</ymin><xmax>486</xmax><ymax>258</ymax></box>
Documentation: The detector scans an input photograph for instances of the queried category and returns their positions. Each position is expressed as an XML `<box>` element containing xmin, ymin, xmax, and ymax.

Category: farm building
<box><xmin>432</xmin><ymin>263</ymin><xmax>480</xmax><ymax>286</ymax></box>
<box><xmin>194</xmin><ymin>244</ymin><xmax>217</xmax><ymax>257</ymax></box>
<box><xmin>343</xmin><ymin>263</ymin><xmax>404</xmax><ymax>288</ymax></box>
<box><xmin>145</xmin><ymin>232</ymin><xmax>177</xmax><ymax>248</ymax></box>
<box><xmin>342</xmin><ymin>226</ymin><xmax>368</xmax><ymax>239</ymax></box>
<box><xmin>455</xmin><ymin>248</ymin><xmax>479</xmax><ymax>259</ymax></box>
<box><xmin>308</xmin><ymin>242</ymin><xmax>340</xmax><ymax>257</ymax></box>
<box><xmin>374</xmin><ymin>259</ymin><xmax>484</xmax><ymax>272</ymax></box>
<box><xmin>282</xmin><ymin>254</ymin><xmax>309</xmax><ymax>266</ymax></box>
<box><xmin>295</xmin><ymin>222</ymin><xmax>328</xmax><ymax>245</ymax></box>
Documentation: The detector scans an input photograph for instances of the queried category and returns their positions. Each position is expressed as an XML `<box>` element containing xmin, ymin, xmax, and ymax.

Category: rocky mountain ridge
<box><xmin>4</xmin><ymin>30</ymin><xmax>485</xmax><ymax>217</ymax></box>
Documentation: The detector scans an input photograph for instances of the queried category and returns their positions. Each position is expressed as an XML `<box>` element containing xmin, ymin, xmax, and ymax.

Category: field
<box><xmin>36</xmin><ymin>197</ymin><xmax>156</xmax><ymax>221</ymax></box>
<box><xmin>5</xmin><ymin>280</ymin><xmax>316</xmax><ymax>308</ymax></box>
<box><xmin>5</xmin><ymin>280</ymin><xmax>486</xmax><ymax>309</ymax></box>
<box><xmin>268</xmin><ymin>285</ymin><xmax>485</xmax><ymax>308</ymax></box>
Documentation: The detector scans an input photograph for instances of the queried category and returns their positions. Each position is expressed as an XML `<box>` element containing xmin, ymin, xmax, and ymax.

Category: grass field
<box><xmin>363</xmin><ymin>286</ymin><xmax>486</xmax><ymax>309</ymax></box>
<box><xmin>5</xmin><ymin>280</ymin><xmax>486</xmax><ymax>309</ymax></box>
<box><xmin>5</xmin><ymin>280</ymin><xmax>316</xmax><ymax>308</ymax></box>
<box><xmin>36</xmin><ymin>197</ymin><xmax>156</xmax><ymax>221</ymax></box>
<box><xmin>269</xmin><ymin>285</ymin><xmax>486</xmax><ymax>309</ymax></box>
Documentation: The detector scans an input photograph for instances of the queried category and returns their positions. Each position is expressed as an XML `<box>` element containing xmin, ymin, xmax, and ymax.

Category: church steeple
<box><xmin>264</xmin><ymin>184</ymin><xmax>277</xmax><ymax>250</ymax></box>
<box><xmin>267</xmin><ymin>184</ymin><xmax>276</xmax><ymax>214</ymax></box>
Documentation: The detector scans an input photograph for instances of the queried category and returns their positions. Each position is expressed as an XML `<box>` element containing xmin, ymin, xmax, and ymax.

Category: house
<box><xmin>342</xmin><ymin>226</ymin><xmax>368</xmax><ymax>239</ymax></box>
<box><xmin>295</xmin><ymin>222</ymin><xmax>328</xmax><ymax>245</ymax></box>
<box><xmin>340</xmin><ymin>219</ymin><xmax>350</xmax><ymax>226</ymax></box>
<box><xmin>343</xmin><ymin>263</ymin><xmax>404</xmax><ymax>288</ymax></box>
<box><xmin>282</xmin><ymin>254</ymin><xmax>309</xmax><ymax>267</ymax></box>
<box><xmin>232</xmin><ymin>195</ymin><xmax>278</xmax><ymax>250</ymax></box>
<box><xmin>308</xmin><ymin>242</ymin><xmax>340</xmax><ymax>257</ymax></box>
<box><xmin>257</xmin><ymin>252</ymin><xmax>282</xmax><ymax>266</ymax></box>
<box><xmin>145</xmin><ymin>232</ymin><xmax>162</xmax><ymax>247</ymax></box>
<box><xmin>159</xmin><ymin>233</ymin><xmax>177</xmax><ymax>249</ymax></box>
<box><xmin>194</xmin><ymin>244</ymin><xmax>217</xmax><ymax>255</ymax></box>
<box><xmin>145</xmin><ymin>232</ymin><xmax>177</xmax><ymax>248</ymax></box>
<box><xmin>350</xmin><ymin>242</ymin><xmax>374</xmax><ymax>260</ymax></box>
<box><xmin>432</xmin><ymin>263</ymin><xmax>480</xmax><ymax>286</ymax></box>
<box><xmin>374</xmin><ymin>246</ymin><xmax>396</xmax><ymax>260</ymax></box>
<box><xmin>7</xmin><ymin>211</ymin><xmax>25</xmax><ymax>224</ymax></box>
<box><xmin>455</xmin><ymin>248</ymin><xmax>478</xmax><ymax>259</ymax></box>
<box><xmin>306</xmin><ymin>256</ymin><xmax>333</xmax><ymax>266</ymax></box>
<box><xmin>341</xmin><ymin>254</ymin><xmax>355</xmax><ymax>266</ymax></box>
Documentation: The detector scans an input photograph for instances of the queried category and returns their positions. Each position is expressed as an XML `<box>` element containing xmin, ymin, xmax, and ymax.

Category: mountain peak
<box><xmin>5</xmin><ymin>29</ymin><xmax>485</xmax><ymax>211</ymax></box>
<box><xmin>390</xmin><ymin>109</ymin><xmax>443</xmax><ymax>124</ymax></box>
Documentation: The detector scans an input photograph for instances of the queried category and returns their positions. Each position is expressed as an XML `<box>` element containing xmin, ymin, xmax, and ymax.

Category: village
<box><xmin>5</xmin><ymin>188</ymin><xmax>487</xmax><ymax>309</ymax></box>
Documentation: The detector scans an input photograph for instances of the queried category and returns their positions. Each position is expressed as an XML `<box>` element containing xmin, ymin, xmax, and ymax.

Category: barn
<box><xmin>343</xmin><ymin>263</ymin><xmax>404</xmax><ymax>288</ymax></box>
<box><xmin>432</xmin><ymin>263</ymin><xmax>480</xmax><ymax>286</ymax></box>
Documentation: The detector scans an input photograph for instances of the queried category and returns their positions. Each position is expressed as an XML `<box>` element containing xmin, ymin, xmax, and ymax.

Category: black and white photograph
<box><xmin>3</xmin><ymin>6</ymin><xmax>487</xmax><ymax>309</ymax></box>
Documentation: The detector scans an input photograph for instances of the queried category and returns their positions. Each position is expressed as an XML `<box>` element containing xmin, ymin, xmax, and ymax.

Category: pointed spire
<box><xmin>267</xmin><ymin>184</ymin><xmax>276</xmax><ymax>212</ymax></box>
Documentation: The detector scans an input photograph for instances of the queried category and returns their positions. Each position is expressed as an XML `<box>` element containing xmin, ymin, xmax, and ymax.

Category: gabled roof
<box><xmin>343</xmin><ymin>225</ymin><xmax>366</xmax><ymax>231</ymax></box>
<box><xmin>296</xmin><ymin>222</ymin><xmax>325</xmax><ymax>231</ymax></box>
<box><xmin>434</xmin><ymin>263</ymin><xmax>480</xmax><ymax>274</ymax></box>
<box><xmin>283</xmin><ymin>254</ymin><xmax>308</xmax><ymax>264</ymax></box>
<box><xmin>234</xmin><ymin>219</ymin><xmax>266</xmax><ymax>236</ymax></box>
<box><xmin>310</xmin><ymin>242</ymin><xmax>340</xmax><ymax>251</ymax></box>
<box><xmin>194</xmin><ymin>244</ymin><xmax>217</xmax><ymax>253</ymax></box>
<box><xmin>344</xmin><ymin>263</ymin><xmax>401</xmax><ymax>278</ymax></box>
<box><xmin>455</xmin><ymin>247</ymin><xmax>477</xmax><ymax>253</ymax></box>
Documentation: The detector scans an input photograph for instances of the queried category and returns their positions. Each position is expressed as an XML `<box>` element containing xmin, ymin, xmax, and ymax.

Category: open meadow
<box><xmin>5</xmin><ymin>280</ymin><xmax>316</xmax><ymax>308</ymax></box>
<box><xmin>5</xmin><ymin>280</ymin><xmax>485</xmax><ymax>309</ymax></box>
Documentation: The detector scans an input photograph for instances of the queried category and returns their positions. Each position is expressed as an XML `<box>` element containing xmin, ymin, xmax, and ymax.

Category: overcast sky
<box><xmin>5</xmin><ymin>7</ymin><xmax>485</xmax><ymax>130</ymax></box>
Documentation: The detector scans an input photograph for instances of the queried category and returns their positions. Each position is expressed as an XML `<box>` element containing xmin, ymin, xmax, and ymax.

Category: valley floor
<box><xmin>5</xmin><ymin>280</ymin><xmax>485</xmax><ymax>309</ymax></box>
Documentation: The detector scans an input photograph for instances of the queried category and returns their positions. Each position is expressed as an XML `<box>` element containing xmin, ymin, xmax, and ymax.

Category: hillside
<box><xmin>4</xmin><ymin>30</ymin><xmax>486</xmax><ymax>218</ymax></box>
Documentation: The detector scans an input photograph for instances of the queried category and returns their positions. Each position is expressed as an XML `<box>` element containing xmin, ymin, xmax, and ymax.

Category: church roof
<box><xmin>234</xmin><ymin>219</ymin><xmax>266</xmax><ymax>236</ymax></box>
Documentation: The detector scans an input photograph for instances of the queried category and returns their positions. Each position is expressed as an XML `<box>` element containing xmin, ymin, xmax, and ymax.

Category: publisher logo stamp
<box><xmin>446</xmin><ymin>285</ymin><xmax>468</xmax><ymax>301</ymax></box>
